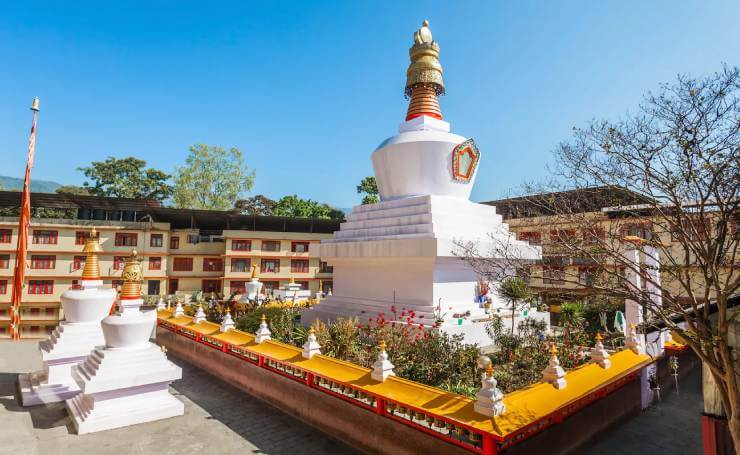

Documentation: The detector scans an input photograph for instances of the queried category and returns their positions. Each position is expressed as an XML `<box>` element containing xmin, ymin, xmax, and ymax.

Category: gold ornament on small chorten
<box><xmin>485</xmin><ymin>363</ymin><xmax>494</xmax><ymax>378</ymax></box>
<box><xmin>250</xmin><ymin>264</ymin><xmax>259</xmax><ymax>279</ymax></box>
<box><xmin>120</xmin><ymin>250</ymin><xmax>143</xmax><ymax>299</ymax></box>
<box><xmin>81</xmin><ymin>227</ymin><xmax>103</xmax><ymax>280</ymax></box>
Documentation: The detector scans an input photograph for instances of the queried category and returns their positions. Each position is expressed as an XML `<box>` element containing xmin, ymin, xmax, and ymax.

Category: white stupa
<box><xmin>302</xmin><ymin>21</ymin><xmax>540</xmax><ymax>344</ymax></box>
<box><xmin>66</xmin><ymin>250</ymin><xmax>183</xmax><ymax>434</ymax></box>
<box><xmin>19</xmin><ymin>229</ymin><xmax>116</xmax><ymax>406</ymax></box>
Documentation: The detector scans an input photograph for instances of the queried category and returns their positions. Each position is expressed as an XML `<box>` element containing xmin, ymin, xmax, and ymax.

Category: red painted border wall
<box><xmin>157</xmin><ymin>327</ymin><xmax>471</xmax><ymax>455</ymax></box>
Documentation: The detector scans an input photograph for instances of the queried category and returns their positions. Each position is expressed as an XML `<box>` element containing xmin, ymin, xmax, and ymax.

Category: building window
<box><xmin>321</xmin><ymin>281</ymin><xmax>333</xmax><ymax>294</ymax></box>
<box><xmin>30</xmin><ymin>255</ymin><xmax>55</xmax><ymax>269</ymax></box>
<box><xmin>32</xmin><ymin>230</ymin><xmax>58</xmax><ymax>244</ymax></box>
<box><xmin>0</xmin><ymin>229</ymin><xmax>11</xmax><ymax>243</ymax></box>
<box><xmin>232</xmin><ymin>240</ymin><xmax>252</xmax><ymax>251</ymax></box>
<box><xmin>516</xmin><ymin>231</ymin><xmax>541</xmax><ymax>245</ymax></box>
<box><xmin>173</xmin><ymin>257</ymin><xmax>193</xmax><ymax>271</ymax></box>
<box><xmin>262</xmin><ymin>281</ymin><xmax>280</xmax><ymax>295</ymax></box>
<box><xmin>202</xmin><ymin>280</ymin><xmax>220</xmax><ymax>294</ymax></box>
<box><xmin>30</xmin><ymin>308</ymin><xmax>40</xmax><ymax>316</ymax></box>
<box><xmin>294</xmin><ymin>280</ymin><xmax>309</xmax><ymax>290</ymax></box>
<box><xmin>291</xmin><ymin>242</ymin><xmax>310</xmax><ymax>253</ymax></box>
<box><xmin>149</xmin><ymin>256</ymin><xmax>162</xmax><ymax>270</ymax></box>
<box><xmin>45</xmin><ymin>308</ymin><xmax>55</xmax><ymax>317</ymax></box>
<box><xmin>0</xmin><ymin>280</ymin><xmax>7</xmax><ymax>294</ymax></box>
<box><xmin>113</xmin><ymin>256</ymin><xmax>126</xmax><ymax>270</ymax></box>
<box><xmin>319</xmin><ymin>261</ymin><xmax>333</xmax><ymax>274</ymax></box>
<box><xmin>75</xmin><ymin>231</ymin><xmax>87</xmax><ymax>245</ymax></box>
<box><xmin>170</xmin><ymin>236</ymin><xmax>180</xmax><ymax>249</ymax></box>
<box><xmin>542</xmin><ymin>267</ymin><xmax>565</xmax><ymax>285</ymax></box>
<box><xmin>115</xmin><ymin>233</ymin><xmax>138</xmax><ymax>247</ymax></box>
<box><xmin>579</xmin><ymin>267</ymin><xmax>598</xmax><ymax>287</ymax></box>
<box><xmin>671</xmin><ymin>220</ymin><xmax>710</xmax><ymax>242</ymax></box>
<box><xmin>261</xmin><ymin>259</ymin><xmax>279</xmax><ymax>273</ymax></box>
<box><xmin>0</xmin><ymin>254</ymin><xmax>9</xmax><ymax>269</ymax></box>
<box><xmin>230</xmin><ymin>281</ymin><xmax>246</xmax><ymax>294</ymax></box>
<box><xmin>73</xmin><ymin>255</ymin><xmax>86</xmax><ymax>271</ymax></box>
<box><xmin>168</xmin><ymin>279</ymin><xmax>179</xmax><ymax>294</ymax></box>
<box><xmin>203</xmin><ymin>258</ymin><xmax>224</xmax><ymax>272</ymax></box>
<box><xmin>187</xmin><ymin>234</ymin><xmax>199</xmax><ymax>244</ymax></box>
<box><xmin>291</xmin><ymin>259</ymin><xmax>309</xmax><ymax>273</ymax></box>
<box><xmin>28</xmin><ymin>280</ymin><xmax>54</xmax><ymax>294</ymax></box>
<box><xmin>150</xmin><ymin>234</ymin><xmax>163</xmax><ymax>247</ymax></box>
<box><xmin>549</xmin><ymin>229</ymin><xmax>576</xmax><ymax>244</ymax></box>
<box><xmin>620</xmin><ymin>222</ymin><xmax>653</xmax><ymax>241</ymax></box>
<box><xmin>230</xmin><ymin>258</ymin><xmax>251</xmax><ymax>273</ymax></box>
<box><xmin>262</xmin><ymin>240</ymin><xmax>280</xmax><ymax>252</ymax></box>
<box><xmin>582</xmin><ymin>227</ymin><xmax>606</xmax><ymax>244</ymax></box>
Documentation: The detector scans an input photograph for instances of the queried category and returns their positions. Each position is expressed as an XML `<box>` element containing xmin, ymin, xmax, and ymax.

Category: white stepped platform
<box><xmin>302</xmin><ymin>195</ymin><xmax>540</xmax><ymax>344</ymax></box>
<box><xmin>19</xmin><ymin>321</ymin><xmax>105</xmax><ymax>406</ymax></box>
<box><xmin>66</xmin><ymin>344</ymin><xmax>183</xmax><ymax>434</ymax></box>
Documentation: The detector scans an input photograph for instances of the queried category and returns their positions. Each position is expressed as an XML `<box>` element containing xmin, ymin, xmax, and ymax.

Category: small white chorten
<box><xmin>245</xmin><ymin>264</ymin><xmax>264</xmax><ymax>301</ymax></box>
<box><xmin>220</xmin><ymin>309</ymin><xmax>235</xmax><ymax>332</ymax></box>
<box><xmin>65</xmin><ymin>251</ymin><xmax>183</xmax><ymax>434</ymax></box>
<box><xmin>173</xmin><ymin>300</ymin><xmax>185</xmax><ymax>318</ymax></box>
<box><xmin>542</xmin><ymin>344</ymin><xmax>567</xmax><ymax>389</ymax></box>
<box><xmin>193</xmin><ymin>304</ymin><xmax>207</xmax><ymax>324</ymax></box>
<box><xmin>474</xmin><ymin>364</ymin><xmax>506</xmax><ymax>417</ymax></box>
<box><xmin>302</xmin><ymin>327</ymin><xmax>322</xmax><ymax>359</ymax></box>
<box><xmin>19</xmin><ymin>228</ymin><xmax>116</xmax><ymax>406</ymax></box>
<box><xmin>156</xmin><ymin>295</ymin><xmax>166</xmax><ymax>311</ymax></box>
<box><xmin>625</xmin><ymin>323</ymin><xmax>645</xmax><ymax>354</ymax></box>
<box><xmin>371</xmin><ymin>341</ymin><xmax>395</xmax><ymax>382</ymax></box>
<box><xmin>255</xmin><ymin>314</ymin><xmax>271</xmax><ymax>343</ymax></box>
<box><xmin>590</xmin><ymin>333</ymin><xmax>612</xmax><ymax>369</ymax></box>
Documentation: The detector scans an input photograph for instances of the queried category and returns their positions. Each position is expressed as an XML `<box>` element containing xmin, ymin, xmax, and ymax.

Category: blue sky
<box><xmin>1</xmin><ymin>1</ymin><xmax>738</xmax><ymax>208</ymax></box>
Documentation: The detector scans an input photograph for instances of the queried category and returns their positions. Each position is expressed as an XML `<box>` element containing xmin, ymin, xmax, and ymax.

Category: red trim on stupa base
<box><xmin>120</xmin><ymin>295</ymin><xmax>141</xmax><ymax>300</ymax></box>
<box><xmin>405</xmin><ymin>112</ymin><xmax>443</xmax><ymax>121</ymax></box>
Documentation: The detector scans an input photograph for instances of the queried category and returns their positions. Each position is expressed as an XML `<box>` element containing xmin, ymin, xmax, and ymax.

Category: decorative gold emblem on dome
<box><xmin>451</xmin><ymin>139</ymin><xmax>480</xmax><ymax>182</ymax></box>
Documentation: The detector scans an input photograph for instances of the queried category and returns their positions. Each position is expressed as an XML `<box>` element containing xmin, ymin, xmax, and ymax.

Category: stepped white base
<box><xmin>66</xmin><ymin>343</ymin><xmax>183</xmax><ymax>434</ymax></box>
<box><xmin>18</xmin><ymin>370</ymin><xmax>80</xmax><ymax>406</ymax></box>
<box><xmin>67</xmin><ymin>386</ymin><xmax>183</xmax><ymax>434</ymax></box>
<box><xmin>19</xmin><ymin>321</ymin><xmax>105</xmax><ymax>406</ymax></box>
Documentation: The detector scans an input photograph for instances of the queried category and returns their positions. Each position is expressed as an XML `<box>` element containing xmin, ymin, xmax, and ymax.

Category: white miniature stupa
<box><xmin>19</xmin><ymin>228</ymin><xmax>116</xmax><ymax>406</ymax></box>
<box><xmin>302</xmin><ymin>21</ymin><xmax>540</xmax><ymax>344</ymax></box>
<box><xmin>66</xmin><ymin>250</ymin><xmax>183</xmax><ymax>434</ymax></box>
<box><xmin>245</xmin><ymin>264</ymin><xmax>264</xmax><ymax>301</ymax></box>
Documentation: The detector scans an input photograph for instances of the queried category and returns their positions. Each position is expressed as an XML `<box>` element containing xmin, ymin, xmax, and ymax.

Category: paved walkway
<box><xmin>586</xmin><ymin>364</ymin><xmax>703</xmax><ymax>455</ymax></box>
<box><xmin>0</xmin><ymin>341</ymin><xmax>358</xmax><ymax>455</ymax></box>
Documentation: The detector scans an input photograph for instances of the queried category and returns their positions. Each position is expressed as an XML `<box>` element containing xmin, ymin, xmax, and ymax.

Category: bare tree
<box><xmin>458</xmin><ymin>66</ymin><xmax>740</xmax><ymax>446</ymax></box>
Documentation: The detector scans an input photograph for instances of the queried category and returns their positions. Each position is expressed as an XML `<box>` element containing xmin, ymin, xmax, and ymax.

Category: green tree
<box><xmin>173</xmin><ymin>144</ymin><xmax>255</xmax><ymax>210</ymax></box>
<box><xmin>356</xmin><ymin>176</ymin><xmax>379</xmax><ymax>204</ymax></box>
<box><xmin>497</xmin><ymin>277</ymin><xmax>532</xmax><ymax>334</ymax></box>
<box><xmin>235</xmin><ymin>195</ymin><xmax>276</xmax><ymax>216</ymax></box>
<box><xmin>79</xmin><ymin>157</ymin><xmax>172</xmax><ymax>200</ymax></box>
<box><xmin>55</xmin><ymin>185</ymin><xmax>90</xmax><ymax>196</ymax></box>
<box><xmin>273</xmin><ymin>195</ymin><xmax>343</xmax><ymax>219</ymax></box>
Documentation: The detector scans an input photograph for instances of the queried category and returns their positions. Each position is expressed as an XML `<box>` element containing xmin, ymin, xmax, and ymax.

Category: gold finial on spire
<box><xmin>251</xmin><ymin>264</ymin><xmax>259</xmax><ymax>279</ymax></box>
<box><xmin>595</xmin><ymin>332</ymin><xmax>603</xmax><ymax>343</ymax></box>
<box><xmin>81</xmin><ymin>228</ymin><xmax>102</xmax><ymax>280</ymax></box>
<box><xmin>261</xmin><ymin>313</ymin><xmax>266</xmax><ymax>322</ymax></box>
<box><xmin>550</xmin><ymin>344</ymin><xmax>558</xmax><ymax>356</ymax></box>
<box><xmin>309</xmin><ymin>326</ymin><xmax>315</xmax><ymax>335</ymax></box>
<box><xmin>120</xmin><ymin>250</ymin><xmax>143</xmax><ymax>299</ymax></box>
<box><xmin>485</xmin><ymin>363</ymin><xmax>494</xmax><ymax>378</ymax></box>
<box><xmin>405</xmin><ymin>20</ymin><xmax>444</xmax><ymax>121</ymax></box>
<box><xmin>30</xmin><ymin>97</ymin><xmax>40</xmax><ymax>112</ymax></box>
<box><xmin>379</xmin><ymin>340</ymin><xmax>387</xmax><ymax>352</ymax></box>
<box><xmin>290</xmin><ymin>276</ymin><xmax>295</xmax><ymax>285</ymax></box>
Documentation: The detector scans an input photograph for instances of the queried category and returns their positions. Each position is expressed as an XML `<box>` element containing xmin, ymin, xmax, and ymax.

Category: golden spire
<box><xmin>595</xmin><ymin>332</ymin><xmax>603</xmax><ymax>343</ymax></box>
<box><xmin>289</xmin><ymin>276</ymin><xmax>295</xmax><ymax>285</ymax></box>
<box><xmin>405</xmin><ymin>20</ymin><xmax>444</xmax><ymax>121</ymax></box>
<box><xmin>485</xmin><ymin>363</ymin><xmax>494</xmax><ymax>378</ymax></box>
<box><xmin>120</xmin><ymin>249</ymin><xmax>143</xmax><ymax>299</ymax></box>
<box><xmin>550</xmin><ymin>344</ymin><xmax>558</xmax><ymax>356</ymax></box>
<box><xmin>261</xmin><ymin>313</ymin><xmax>266</xmax><ymax>322</ymax></box>
<box><xmin>250</xmin><ymin>264</ymin><xmax>259</xmax><ymax>279</ymax></box>
<box><xmin>379</xmin><ymin>340</ymin><xmax>387</xmax><ymax>352</ymax></box>
<box><xmin>81</xmin><ymin>228</ymin><xmax>102</xmax><ymax>280</ymax></box>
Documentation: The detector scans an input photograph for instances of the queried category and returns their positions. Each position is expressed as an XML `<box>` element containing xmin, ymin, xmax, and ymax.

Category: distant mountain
<box><xmin>0</xmin><ymin>175</ymin><xmax>62</xmax><ymax>193</ymax></box>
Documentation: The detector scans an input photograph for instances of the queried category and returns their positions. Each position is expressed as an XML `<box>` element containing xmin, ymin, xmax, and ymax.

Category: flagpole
<box><xmin>9</xmin><ymin>97</ymin><xmax>39</xmax><ymax>341</ymax></box>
